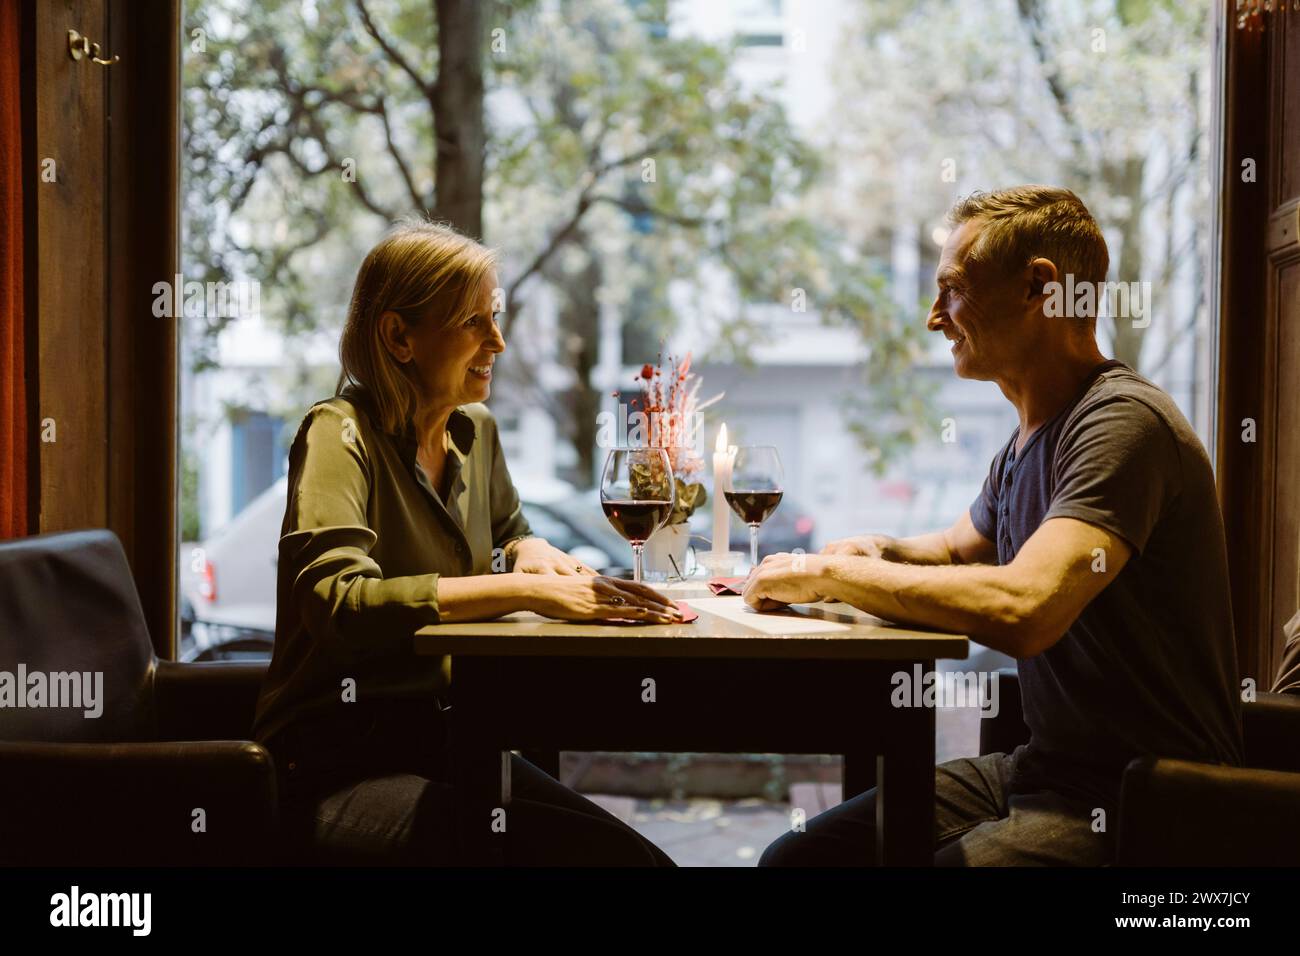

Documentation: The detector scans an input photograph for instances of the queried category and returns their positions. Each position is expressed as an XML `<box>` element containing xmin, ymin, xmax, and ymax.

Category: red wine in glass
<box><xmin>725</xmin><ymin>446</ymin><xmax>783</xmax><ymax>566</ymax></box>
<box><xmin>599</xmin><ymin>447</ymin><xmax>675</xmax><ymax>583</ymax></box>
<box><xmin>723</xmin><ymin>490</ymin><xmax>783</xmax><ymax>525</ymax></box>
<box><xmin>602</xmin><ymin>499</ymin><xmax>673</xmax><ymax>543</ymax></box>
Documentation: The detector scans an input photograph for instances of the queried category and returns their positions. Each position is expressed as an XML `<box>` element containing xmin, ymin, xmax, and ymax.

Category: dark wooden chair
<box><xmin>979</xmin><ymin>666</ymin><xmax>1300</xmax><ymax>865</ymax></box>
<box><xmin>0</xmin><ymin>529</ymin><xmax>277</xmax><ymax>865</ymax></box>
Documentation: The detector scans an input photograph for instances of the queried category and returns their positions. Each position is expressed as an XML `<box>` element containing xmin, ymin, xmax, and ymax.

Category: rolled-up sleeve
<box><xmin>279</xmin><ymin>404</ymin><xmax>442</xmax><ymax>662</ymax></box>
<box><xmin>485</xmin><ymin>415</ymin><xmax>532</xmax><ymax>552</ymax></box>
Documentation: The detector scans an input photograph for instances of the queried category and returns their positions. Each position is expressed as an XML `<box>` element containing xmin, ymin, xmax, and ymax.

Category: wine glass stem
<box><xmin>749</xmin><ymin>524</ymin><xmax>759</xmax><ymax>566</ymax></box>
<box><xmin>633</xmin><ymin>543</ymin><xmax>644</xmax><ymax>584</ymax></box>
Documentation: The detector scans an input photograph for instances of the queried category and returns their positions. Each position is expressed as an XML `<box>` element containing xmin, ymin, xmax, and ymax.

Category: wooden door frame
<box><xmin>106</xmin><ymin>0</ymin><xmax>180</xmax><ymax>660</ymax></box>
<box><xmin>22</xmin><ymin>0</ymin><xmax>179</xmax><ymax>658</ymax></box>
<box><xmin>1215</xmin><ymin>2</ymin><xmax>1297</xmax><ymax>688</ymax></box>
<box><xmin>27</xmin><ymin>0</ymin><xmax>110</xmax><ymax>541</ymax></box>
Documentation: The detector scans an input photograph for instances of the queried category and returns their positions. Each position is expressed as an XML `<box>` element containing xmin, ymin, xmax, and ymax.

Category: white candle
<box><xmin>712</xmin><ymin>423</ymin><xmax>733</xmax><ymax>555</ymax></box>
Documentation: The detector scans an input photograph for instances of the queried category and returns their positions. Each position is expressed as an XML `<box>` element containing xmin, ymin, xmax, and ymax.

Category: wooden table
<box><xmin>413</xmin><ymin>587</ymin><xmax>968</xmax><ymax>866</ymax></box>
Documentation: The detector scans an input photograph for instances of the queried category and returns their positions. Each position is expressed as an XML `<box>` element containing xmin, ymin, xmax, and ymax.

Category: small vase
<box><xmin>643</xmin><ymin>521</ymin><xmax>691</xmax><ymax>579</ymax></box>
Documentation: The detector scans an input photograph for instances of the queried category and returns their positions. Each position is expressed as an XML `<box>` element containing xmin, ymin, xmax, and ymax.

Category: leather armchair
<box><xmin>979</xmin><ymin>666</ymin><xmax>1300</xmax><ymax>865</ymax></box>
<box><xmin>0</xmin><ymin>529</ymin><xmax>277</xmax><ymax>865</ymax></box>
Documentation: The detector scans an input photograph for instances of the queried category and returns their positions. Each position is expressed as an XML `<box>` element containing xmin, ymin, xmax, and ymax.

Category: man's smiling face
<box><xmin>926</xmin><ymin>219</ymin><xmax>1035</xmax><ymax>382</ymax></box>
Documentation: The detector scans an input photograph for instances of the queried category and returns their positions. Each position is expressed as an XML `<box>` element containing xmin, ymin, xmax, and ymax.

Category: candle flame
<box><xmin>715</xmin><ymin>423</ymin><xmax>728</xmax><ymax>454</ymax></box>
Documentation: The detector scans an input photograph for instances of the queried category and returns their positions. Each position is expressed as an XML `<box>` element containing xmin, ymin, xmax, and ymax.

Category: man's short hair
<box><xmin>946</xmin><ymin>185</ymin><xmax>1109</xmax><ymax>291</ymax></box>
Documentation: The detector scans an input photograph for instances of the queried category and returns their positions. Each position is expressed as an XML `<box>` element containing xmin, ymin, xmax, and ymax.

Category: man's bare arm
<box><xmin>821</xmin><ymin>510</ymin><xmax>996</xmax><ymax>566</ymax></box>
<box><xmin>749</xmin><ymin>517</ymin><xmax>1131</xmax><ymax>659</ymax></box>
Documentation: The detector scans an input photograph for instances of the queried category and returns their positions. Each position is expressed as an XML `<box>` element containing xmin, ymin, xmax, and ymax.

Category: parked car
<box><xmin>179</xmin><ymin>473</ymin><xmax>287</xmax><ymax>661</ymax></box>
<box><xmin>515</xmin><ymin>483</ymin><xmax>633</xmax><ymax>578</ymax></box>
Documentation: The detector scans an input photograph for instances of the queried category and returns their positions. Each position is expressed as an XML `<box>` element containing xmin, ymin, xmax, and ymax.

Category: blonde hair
<box><xmin>947</xmin><ymin>186</ymin><xmax>1109</xmax><ymax>297</ymax></box>
<box><xmin>337</xmin><ymin>219</ymin><xmax>498</xmax><ymax>434</ymax></box>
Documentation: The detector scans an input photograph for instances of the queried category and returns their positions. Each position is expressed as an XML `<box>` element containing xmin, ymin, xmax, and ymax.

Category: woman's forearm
<box><xmin>435</xmin><ymin>572</ymin><xmax>539</xmax><ymax>623</ymax></box>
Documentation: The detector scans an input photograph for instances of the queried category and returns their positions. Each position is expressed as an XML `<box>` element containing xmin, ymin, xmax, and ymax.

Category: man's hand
<box><xmin>821</xmin><ymin>534</ymin><xmax>890</xmax><ymax>558</ymax></box>
<box><xmin>742</xmin><ymin>552</ymin><xmax>833</xmax><ymax>610</ymax></box>
<box><xmin>510</xmin><ymin>537</ymin><xmax>597</xmax><ymax>575</ymax></box>
<box><xmin>820</xmin><ymin>513</ymin><xmax>994</xmax><ymax>567</ymax></box>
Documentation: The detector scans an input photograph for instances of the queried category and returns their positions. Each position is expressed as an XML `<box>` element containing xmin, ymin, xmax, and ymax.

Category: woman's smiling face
<box><xmin>382</xmin><ymin>270</ymin><xmax>505</xmax><ymax>411</ymax></box>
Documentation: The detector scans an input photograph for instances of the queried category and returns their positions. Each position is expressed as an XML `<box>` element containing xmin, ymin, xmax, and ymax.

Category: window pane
<box><xmin>177</xmin><ymin>0</ymin><xmax>1216</xmax><ymax>822</ymax></box>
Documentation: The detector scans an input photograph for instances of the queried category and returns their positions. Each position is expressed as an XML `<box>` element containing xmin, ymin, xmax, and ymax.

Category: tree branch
<box><xmin>269</xmin><ymin>54</ymin><xmax>398</xmax><ymax>221</ymax></box>
<box><xmin>499</xmin><ymin>132</ymin><xmax>693</xmax><ymax>336</ymax></box>
<box><xmin>222</xmin><ymin>116</ymin><xmax>294</xmax><ymax>214</ymax></box>
<box><xmin>1142</xmin><ymin>286</ymin><xmax>1204</xmax><ymax>379</ymax></box>
<box><xmin>376</xmin><ymin>95</ymin><xmax>430</xmax><ymax>210</ymax></box>
<box><xmin>1014</xmin><ymin>0</ymin><xmax>1091</xmax><ymax>172</ymax></box>
<box><xmin>588</xmin><ymin>193</ymin><xmax>708</xmax><ymax>229</ymax></box>
<box><xmin>591</xmin><ymin>134</ymin><xmax>681</xmax><ymax>177</ymax></box>
<box><xmin>502</xmin><ymin>190</ymin><xmax>592</xmax><ymax>336</ymax></box>
<box><xmin>355</xmin><ymin>0</ymin><xmax>434</xmax><ymax>95</ymax></box>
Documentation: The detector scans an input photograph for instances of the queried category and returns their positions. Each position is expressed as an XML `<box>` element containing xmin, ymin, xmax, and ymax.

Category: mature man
<box><xmin>751</xmin><ymin>185</ymin><xmax>1244</xmax><ymax>866</ymax></box>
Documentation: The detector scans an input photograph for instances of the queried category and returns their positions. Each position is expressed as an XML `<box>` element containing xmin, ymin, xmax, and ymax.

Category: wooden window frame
<box><xmin>1215</xmin><ymin>2</ymin><xmax>1300</xmax><ymax>686</ymax></box>
<box><xmin>23</xmin><ymin>0</ymin><xmax>179</xmax><ymax>658</ymax></box>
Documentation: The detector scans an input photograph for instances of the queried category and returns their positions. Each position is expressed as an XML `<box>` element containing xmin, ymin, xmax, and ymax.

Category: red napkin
<box><xmin>605</xmin><ymin>600</ymin><xmax>697</xmax><ymax>625</ymax></box>
<box><xmin>707</xmin><ymin>577</ymin><xmax>746</xmax><ymax>595</ymax></box>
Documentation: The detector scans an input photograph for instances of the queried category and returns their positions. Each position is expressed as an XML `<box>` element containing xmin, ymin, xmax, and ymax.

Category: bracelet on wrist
<box><xmin>502</xmin><ymin>535</ymin><xmax>532</xmax><ymax>569</ymax></box>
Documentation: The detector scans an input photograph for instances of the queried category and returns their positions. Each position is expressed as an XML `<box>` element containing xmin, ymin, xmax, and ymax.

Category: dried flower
<box><xmin>632</xmin><ymin>350</ymin><xmax>724</xmax><ymax>522</ymax></box>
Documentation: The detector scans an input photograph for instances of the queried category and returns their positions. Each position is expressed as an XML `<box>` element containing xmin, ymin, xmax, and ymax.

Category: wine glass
<box><xmin>600</xmin><ymin>447</ymin><xmax>675</xmax><ymax>584</ymax></box>
<box><xmin>725</xmin><ymin>445</ymin><xmax>784</xmax><ymax>567</ymax></box>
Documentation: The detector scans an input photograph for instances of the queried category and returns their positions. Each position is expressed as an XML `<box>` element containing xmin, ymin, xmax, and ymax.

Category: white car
<box><xmin>179</xmin><ymin>475</ymin><xmax>287</xmax><ymax>660</ymax></box>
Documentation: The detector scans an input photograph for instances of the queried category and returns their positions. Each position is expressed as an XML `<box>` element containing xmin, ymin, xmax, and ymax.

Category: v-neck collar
<box><xmin>414</xmin><ymin>438</ymin><xmax>450</xmax><ymax>502</ymax></box>
<box><xmin>1008</xmin><ymin>359</ymin><xmax>1126</xmax><ymax>461</ymax></box>
<box><xmin>338</xmin><ymin>383</ymin><xmax>477</xmax><ymax>530</ymax></box>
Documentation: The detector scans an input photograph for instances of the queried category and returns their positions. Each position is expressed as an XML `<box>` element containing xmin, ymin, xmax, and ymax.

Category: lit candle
<box><xmin>712</xmin><ymin>423</ymin><xmax>733</xmax><ymax>556</ymax></box>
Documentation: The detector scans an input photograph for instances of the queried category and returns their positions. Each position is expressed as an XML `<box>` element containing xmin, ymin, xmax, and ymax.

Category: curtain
<box><xmin>0</xmin><ymin>0</ymin><xmax>27</xmax><ymax>538</ymax></box>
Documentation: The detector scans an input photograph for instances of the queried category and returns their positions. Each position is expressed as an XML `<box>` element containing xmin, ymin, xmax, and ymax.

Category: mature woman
<box><xmin>253</xmin><ymin>220</ymin><xmax>680</xmax><ymax>866</ymax></box>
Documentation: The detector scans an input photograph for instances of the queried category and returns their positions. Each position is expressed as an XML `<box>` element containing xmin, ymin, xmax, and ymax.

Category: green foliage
<box><xmin>830</xmin><ymin>0</ymin><xmax>1211</xmax><ymax>382</ymax></box>
<box><xmin>179</xmin><ymin>443</ymin><xmax>202</xmax><ymax>542</ymax></box>
<box><xmin>626</xmin><ymin>463</ymin><xmax>704</xmax><ymax>525</ymax></box>
<box><xmin>669</xmin><ymin>477</ymin><xmax>706</xmax><ymax>525</ymax></box>
<box><xmin>627</xmin><ymin>456</ymin><xmax>672</xmax><ymax>502</ymax></box>
<box><xmin>182</xmin><ymin>0</ymin><xmax>941</xmax><ymax>470</ymax></box>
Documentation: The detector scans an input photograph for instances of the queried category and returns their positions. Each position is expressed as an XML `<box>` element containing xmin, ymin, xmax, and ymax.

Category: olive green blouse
<box><xmin>252</xmin><ymin>384</ymin><xmax>532</xmax><ymax>745</ymax></box>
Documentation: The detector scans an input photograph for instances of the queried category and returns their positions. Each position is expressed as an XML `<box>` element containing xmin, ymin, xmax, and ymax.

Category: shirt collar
<box><xmin>339</xmin><ymin>383</ymin><xmax>477</xmax><ymax>456</ymax></box>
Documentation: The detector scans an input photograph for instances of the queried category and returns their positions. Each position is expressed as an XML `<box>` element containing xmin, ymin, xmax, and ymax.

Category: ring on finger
<box><xmin>608</xmin><ymin>594</ymin><xmax>626</xmax><ymax>606</ymax></box>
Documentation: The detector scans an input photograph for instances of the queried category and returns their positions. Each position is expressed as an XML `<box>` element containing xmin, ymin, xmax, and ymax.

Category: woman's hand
<box><xmin>525</xmin><ymin>575</ymin><xmax>683</xmax><ymax>624</ymax></box>
<box><xmin>510</xmin><ymin>537</ymin><xmax>598</xmax><ymax>575</ymax></box>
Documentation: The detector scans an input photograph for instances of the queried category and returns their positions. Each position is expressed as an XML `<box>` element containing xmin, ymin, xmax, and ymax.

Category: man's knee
<box><xmin>760</xmin><ymin>816</ymin><xmax>876</xmax><ymax>867</ymax></box>
<box><xmin>759</xmin><ymin>828</ymin><xmax>813</xmax><ymax>867</ymax></box>
<box><xmin>941</xmin><ymin>794</ymin><xmax>1112</xmax><ymax>866</ymax></box>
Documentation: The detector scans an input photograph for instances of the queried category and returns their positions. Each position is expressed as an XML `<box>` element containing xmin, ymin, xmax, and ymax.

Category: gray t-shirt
<box><xmin>970</xmin><ymin>360</ymin><xmax>1244</xmax><ymax>809</ymax></box>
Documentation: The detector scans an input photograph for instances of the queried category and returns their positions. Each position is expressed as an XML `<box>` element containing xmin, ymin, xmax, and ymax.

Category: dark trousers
<box><xmin>267</xmin><ymin>704</ymin><xmax>674</xmax><ymax>867</ymax></box>
<box><xmin>761</xmin><ymin>745</ymin><xmax>1116</xmax><ymax>866</ymax></box>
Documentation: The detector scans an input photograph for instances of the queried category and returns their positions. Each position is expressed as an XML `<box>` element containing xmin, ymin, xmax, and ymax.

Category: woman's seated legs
<box><xmin>288</xmin><ymin>754</ymin><xmax>675</xmax><ymax>867</ymax></box>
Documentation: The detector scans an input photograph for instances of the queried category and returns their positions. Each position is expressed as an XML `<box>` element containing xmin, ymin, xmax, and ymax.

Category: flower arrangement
<box><xmin>629</xmin><ymin>352</ymin><xmax>722</xmax><ymax>525</ymax></box>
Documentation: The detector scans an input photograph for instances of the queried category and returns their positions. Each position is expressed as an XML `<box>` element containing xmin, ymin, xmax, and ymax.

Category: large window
<box><xmin>177</xmin><ymin>0</ymin><xmax>1216</xmax><ymax>773</ymax></box>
